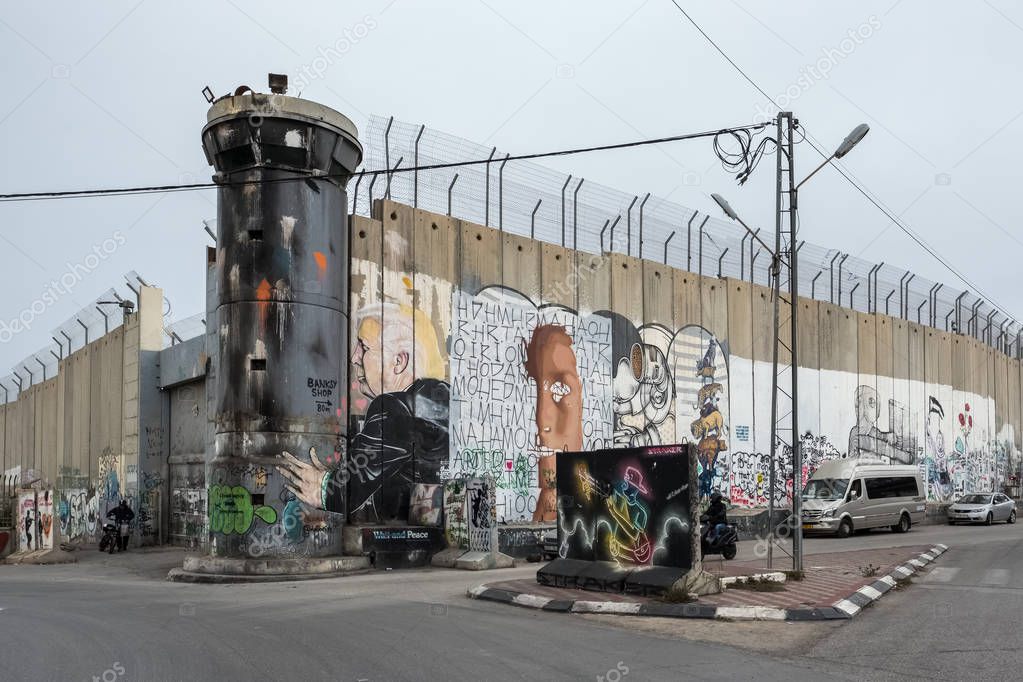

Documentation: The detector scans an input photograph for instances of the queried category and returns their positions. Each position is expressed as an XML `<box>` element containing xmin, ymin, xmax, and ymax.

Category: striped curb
<box><xmin>831</xmin><ymin>544</ymin><xmax>948</xmax><ymax>618</ymax></box>
<box><xmin>467</xmin><ymin>544</ymin><xmax>949</xmax><ymax>622</ymax></box>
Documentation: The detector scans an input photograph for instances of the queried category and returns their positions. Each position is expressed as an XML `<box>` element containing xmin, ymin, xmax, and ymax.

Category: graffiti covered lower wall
<box><xmin>339</xmin><ymin>201</ymin><xmax>1023</xmax><ymax>519</ymax></box>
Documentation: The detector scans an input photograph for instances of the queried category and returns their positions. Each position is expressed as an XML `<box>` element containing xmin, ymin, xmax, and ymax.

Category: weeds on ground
<box><xmin>728</xmin><ymin>576</ymin><xmax>786</xmax><ymax>592</ymax></box>
<box><xmin>859</xmin><ymin>563</ymin><xmax>880</xmax><ymax>577</ymax></box>
<box><xmin>783</xmin><ymin>569</ymin><xmax>805</xmax><ymax>581</ymax></box>
<box><xmin>894</xmin><ymin>576</ymin><xmax>913</xmax><ymax>590</ymax></box>
<box><xmin>661</xmin><ymin>586</ymin><xmax>695</xmax><ymax>603</ymax></box>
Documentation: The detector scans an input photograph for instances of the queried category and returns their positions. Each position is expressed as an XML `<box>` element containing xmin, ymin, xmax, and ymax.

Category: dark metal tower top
<box><xmin>202</xmin><ymin>85</ymin><xmax>362</xmax><ymax>186</ymax></box>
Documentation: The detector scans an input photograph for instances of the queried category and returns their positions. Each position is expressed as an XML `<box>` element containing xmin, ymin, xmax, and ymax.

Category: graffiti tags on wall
<box><xmin>443</xmin><ymin>479</ymin><xmax>468</xmax><ymax>549</ymax></box>
<box><xmin>208</xmin><ymin>485</ymin><xmax>278</xmax><ymax>535</ymax></box>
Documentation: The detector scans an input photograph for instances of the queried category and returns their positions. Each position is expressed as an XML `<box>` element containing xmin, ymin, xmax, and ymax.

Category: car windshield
<box><xmin>802</xmin><ymin>478</ymin><xmax>849</xmax><ymax>500</ymax></box>
<box><xmin>958</xmin><ymin>494</ymin><xmax>992</xmax><ymax>504</ymax></box>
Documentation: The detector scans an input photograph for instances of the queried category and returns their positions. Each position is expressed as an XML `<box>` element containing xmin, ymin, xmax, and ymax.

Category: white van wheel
<box><xmin>836</xmin><ymin>518</ymin><xmax>853</xmax><ymax>538</ymax></box>
<box><xmin>892</xmin><ymin>513</ymin><xmax>910</xmax><ymax>533</ymax></box>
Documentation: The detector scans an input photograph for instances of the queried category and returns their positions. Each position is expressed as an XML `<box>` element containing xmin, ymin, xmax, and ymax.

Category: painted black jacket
<box><xmin>324</xmin><ymin>378</ymin><xmax>450</xmax><ymax>521</ymax></box>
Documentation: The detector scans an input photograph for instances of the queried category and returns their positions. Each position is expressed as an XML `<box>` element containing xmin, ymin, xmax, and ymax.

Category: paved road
<box><xmin>723</xmin><ymin>516</ymin><xmax>1015</xmax><ymax>567</ymax></box>
<box><xmin>0</xmin><ymin>549</ymin><xmax>843</xmax><ymax>682</ymax></box>
<box><xmin>0</xmin><ymin>520</ymin><xmax>1018</xmax><ymax>681</ymax></box>
<box><xmin>801</xmin><ymin>522</ymin><xmax>1023</xmax><ymax>681</ymax></box>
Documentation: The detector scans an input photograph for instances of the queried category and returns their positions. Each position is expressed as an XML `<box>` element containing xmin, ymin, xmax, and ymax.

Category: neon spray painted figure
<box><xmin>523</xmin><ymin>324</ymin><xmax>584</xmax><ymax>523</ymax></box>
<box><xmin>606</xmin><ymin>466</ymin><xmax>652</xmax><ymax>564</ymax></box>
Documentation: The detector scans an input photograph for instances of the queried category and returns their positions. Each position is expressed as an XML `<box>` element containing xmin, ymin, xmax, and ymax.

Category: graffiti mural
<box><xmin>18</xmin><ymin>491</ymin><xmax>36</xmax><ymax>552</ymax></box>
<box><xmin>208</xmin><ymin>485</ymin><xmax>278</xmax><ymax>535</ymax></box>
<box><xmin>346</xmin><ymin>302</ymin><xmax>450</xmax><ymax>522</ymax></box>
<box><xmin>848</xmin><ymin>385</ymin><xmax>917</xmax><ymax>464</ymax></box>
<box><xmin>924</xmin><ymin>397</ymin><xmax>953</xmax><ymax>501</ymax></box>
<box><xmin>443</xmin><ymin>479</ymin><xmax>468</xmax><ymax>549</ymax></box>
<box><xmin>601</xmin><ymin>315</ymin><xmax>730</xmax><ymax>501</ymax></box>
<box><xmin>170</xmin><ymin>488</ymin><xmax>206</xmax><ymax>545</ymax></box>
<box><xmin>557</xmin><ymin>444</ymin><xmax>692</xmax><ymax>569</ymax></box>
<box><xmin>36</xmin><ymin>490</ymin><xmax>54</xmax><ymax>550</ymax></box>
<box><xmin>409</xmin><ymin>483</ymin><xmax>443</xmax><ymax>526</ymax></box>
<box><xmin>729</xmin><ymin>434</ymin><xmax>841</xmax><ymax>507</ymax></box>
<box><xmin>448</xmin><ymin>287</ymin><xmax>613</xmax><ymax>523</ymax></box>
<box><xmin>466</xmin><ymin>476</ymin><xmax>497</xmax><ymax>552</ymax></box>
<box><xmin>58</xmin><ymin>488</ymin><xmax>93</xmax><ymax>542</ymax></box>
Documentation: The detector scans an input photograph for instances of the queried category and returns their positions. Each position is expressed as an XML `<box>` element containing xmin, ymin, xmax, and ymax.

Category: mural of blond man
<box><xmin>281</xmin><ymin>302</ymin><xmax>450</xmax><ymax>523</ymax></box>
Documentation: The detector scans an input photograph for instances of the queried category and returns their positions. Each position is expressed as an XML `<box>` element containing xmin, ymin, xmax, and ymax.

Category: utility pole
<box><xmin>717</xmin><ymin>115</ymin><xmax>868</xmax><ymax>573</ymax></box>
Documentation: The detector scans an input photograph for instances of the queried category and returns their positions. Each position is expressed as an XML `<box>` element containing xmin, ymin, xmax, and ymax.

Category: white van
<box><xmin>800</xmin><ymin>461</ymin><xmax>926</xmax><ymax>537</ymax></box>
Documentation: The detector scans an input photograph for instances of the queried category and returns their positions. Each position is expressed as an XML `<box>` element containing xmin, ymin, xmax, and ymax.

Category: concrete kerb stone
<box><xmin>465</xmin><ymin>545</ymin><xmax>951</xmax><ymax>622</ymax></box>
<box><xmin>167</xmin><ymin>554</ymin><xmax>372</xmax><ymax>583</ymax></box>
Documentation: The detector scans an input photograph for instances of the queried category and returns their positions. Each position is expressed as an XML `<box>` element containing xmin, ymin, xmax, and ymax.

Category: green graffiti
<box><xmin>208</xmin><ymin>485</ymin><xmax>278</xmax><ymax>535</ymax></box>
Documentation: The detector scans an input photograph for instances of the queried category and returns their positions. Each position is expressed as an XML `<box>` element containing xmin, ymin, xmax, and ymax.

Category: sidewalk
<box><xmin>468</xmin><ymin>544</ymin><xmax>948</xmax><ymax>620</ymax></box>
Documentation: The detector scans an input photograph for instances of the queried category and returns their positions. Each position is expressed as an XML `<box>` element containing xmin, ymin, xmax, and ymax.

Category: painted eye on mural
<box><xmin>629</xmin><ymin>343</ymin><xmax>643</xmax><ymax>380</ymax></box>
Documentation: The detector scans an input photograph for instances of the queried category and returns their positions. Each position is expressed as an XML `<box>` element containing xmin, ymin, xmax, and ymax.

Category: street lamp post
<box><xmin>787</xmin><ymin>117</ymin><xmax>869</xmax><ymax>573</ymax></box>
<box><xmin>716</xmin><ymin>116</ymin><xmax>868</xmax><ymax>574</ymax></box>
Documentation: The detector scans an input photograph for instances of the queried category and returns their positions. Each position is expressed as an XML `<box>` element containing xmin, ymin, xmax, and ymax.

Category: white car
<box><xmin>947</xmin><ymin>493</ymin><xmax>1016</xmax><ymax>525</ymax></box>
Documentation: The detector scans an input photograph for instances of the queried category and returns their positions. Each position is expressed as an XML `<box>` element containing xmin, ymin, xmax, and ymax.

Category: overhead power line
<box><xmin>0</xmin><ymin>123</ymin><xmax>768</xmax><ymax>203</ymax></box>
<box><xmin>669</xmin><ymin>0</ymin><xmax>1018</xmax><ymax>322</ymax></box>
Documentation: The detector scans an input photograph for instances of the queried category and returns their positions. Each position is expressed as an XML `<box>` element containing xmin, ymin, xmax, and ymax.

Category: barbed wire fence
<box><xmin>352</xmin><ymin>114</ymin><xmax>1020</xmax><ymax>360</ymax></box>
<box><xmin>0</xmin><ymin>271</ymin><xmax>187</xmax><ymax>404</ymax></box>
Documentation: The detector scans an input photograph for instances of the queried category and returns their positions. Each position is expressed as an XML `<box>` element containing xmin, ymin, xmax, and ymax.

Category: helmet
<box><xmin>710</xmin><ymin>492</ymin><xmax>722</xmax><ymax>503</ymax></box>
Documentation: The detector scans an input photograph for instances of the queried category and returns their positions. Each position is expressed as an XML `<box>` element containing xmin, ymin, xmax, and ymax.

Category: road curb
<box><xmin>467</xmin><ymin>545</ymin><xmax>949</xmax><ymax>622</ymax></box>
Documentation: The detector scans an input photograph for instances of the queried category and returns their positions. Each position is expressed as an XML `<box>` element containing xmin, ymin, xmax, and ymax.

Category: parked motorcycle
<box><xmin>98</xmin><ymin>522</ymin><xmax>129</xmax><ymax>554</ymax></box>
<box><xmin>700</xmin><ymin>513</ymin><xmax>738</xmax><ymax>560</ymax></box>
<box><xmin>99</xmin><ymin>522</ymin><xmax>119</xmax><ymax>553</ymax></box>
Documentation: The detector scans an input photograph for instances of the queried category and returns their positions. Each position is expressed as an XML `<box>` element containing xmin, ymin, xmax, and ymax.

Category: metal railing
<box><xmin>352</xmin><ymin>114</ymin><xmax>1020</xmax><ymax>357</ymax></box>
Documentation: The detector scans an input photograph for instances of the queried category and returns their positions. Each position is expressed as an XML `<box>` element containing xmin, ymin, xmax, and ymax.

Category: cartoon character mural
<box><xmin>282</xmin><ymin>302</ymin><xmax>451</xmax><ymax>523</ymax></box>
<box><xmin>599</xmin><ymin>314</ymin><xmax>730</xmax><ymax>500</ymax></box>
<box><xmin>605</xmin><ymin>318</ymin><xmax>675</xmax><ymax>447</ymax></box>
<box><xmin>688</xmin><ymin>338</ymin><xmax>728</xmax><ymax>499</ymax></box>
<box><xmin>847</xmin><ymin>385</ymin><xmax>917</xmax><ymax>464</ymax></box>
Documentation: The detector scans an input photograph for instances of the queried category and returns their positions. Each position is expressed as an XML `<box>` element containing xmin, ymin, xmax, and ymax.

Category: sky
<box><xmin>2</xmin><ymin>0</ymin><xmax>1022</xmax><ymax>382</ymax></box>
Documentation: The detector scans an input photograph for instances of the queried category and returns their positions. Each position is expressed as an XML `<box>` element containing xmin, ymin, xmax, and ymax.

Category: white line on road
<box><xmin>920</xmin><ymin>567</ymin><xmax>960</xmax><ymax>583</ymax></box>
<box><xmin>981</xmin><ymin>569</ymin><xmax>1010</xmax><ymax>586</ymax></box>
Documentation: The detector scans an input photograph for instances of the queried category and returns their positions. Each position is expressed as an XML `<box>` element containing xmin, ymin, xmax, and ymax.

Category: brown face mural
<box><xmin>524</xmin><ymin>324</ymin><xmax>584</xmax><ymax>522</ymax></box>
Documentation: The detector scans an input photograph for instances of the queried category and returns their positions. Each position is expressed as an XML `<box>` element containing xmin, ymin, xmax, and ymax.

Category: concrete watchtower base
<box><xmin>167</xmin><ymin>554</ymin><xmax>370</xmax><ymax>583</ymax></box>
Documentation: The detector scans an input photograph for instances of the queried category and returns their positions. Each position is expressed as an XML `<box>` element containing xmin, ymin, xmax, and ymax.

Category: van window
<box><xmin>848</xmin><ymin>479</ymin><xmax>862</xmax><ymax>500</ymax></box>
<box><xmin>803</xmin><ymin>478</ymin><xmax>848</xmax><ymax>500</ymax></box>
<box><xmin>864</xmin><ymin>476</ymin><xmax>919</xmax><ymax>499</ymax></box>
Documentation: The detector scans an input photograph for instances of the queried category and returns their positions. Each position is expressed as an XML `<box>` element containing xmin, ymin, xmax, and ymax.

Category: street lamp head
<box><xmin>834</xmin><ymin>123</ymin><xmax>869</xmax><ymax>159</ymax></box>
<box><xmin>711</xmin><ymin>193</ymin><xmax>738</xmax><ymax>221</ymax></box>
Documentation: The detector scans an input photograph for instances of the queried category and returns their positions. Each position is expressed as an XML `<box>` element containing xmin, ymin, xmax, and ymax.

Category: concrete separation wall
<box><xmin>340</xmin><ymin>199</ymin><xmax>1022</xmax><ymax>527</ymax></box>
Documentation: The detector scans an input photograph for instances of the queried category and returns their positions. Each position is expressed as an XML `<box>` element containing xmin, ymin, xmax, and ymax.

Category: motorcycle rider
<box><xmin>106</xmin><ymin>500</ymin><xmax>134</xmax><ymax>552</ymax></box>
<box><xmin>705</xmin><ymin>491</ymin><xmax>729</xmax><ymax>544</ymax></box>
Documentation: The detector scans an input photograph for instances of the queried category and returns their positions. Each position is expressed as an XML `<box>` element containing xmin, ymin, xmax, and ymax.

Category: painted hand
<box><xmin>279</xmin><ymin>450</ymin><xmax>329</xmax><ymax>510</ymax></box>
